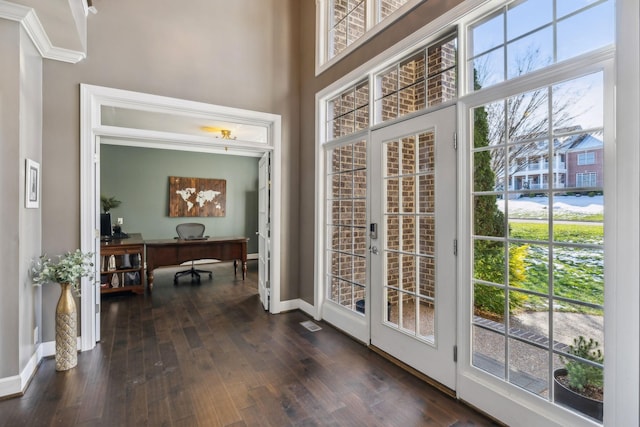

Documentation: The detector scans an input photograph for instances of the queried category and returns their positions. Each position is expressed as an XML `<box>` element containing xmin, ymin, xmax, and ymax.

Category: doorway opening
<box><xmin>80</xmin><ymin>84</ymin><xmax>282</xmax><ymax>351</ymax></box>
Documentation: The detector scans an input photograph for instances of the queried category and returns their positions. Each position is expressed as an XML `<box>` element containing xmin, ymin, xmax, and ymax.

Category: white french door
<box><xmin>370</xmin><ymin>106</ymin><xmax>457</xmax><ymax>389</ymax></box>
<box><xmin>258</xmin><ymin>152</ymin><xmax>271</xmax><ymax>311</ymax></box>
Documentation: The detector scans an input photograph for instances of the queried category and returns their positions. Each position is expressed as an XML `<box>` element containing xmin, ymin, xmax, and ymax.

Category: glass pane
<box><xmin>509</xmin><ymin>243</ymin><xmax>549</xmax><ymax>293</ymax></box>
<box><xmin>474</xmin><ymin>102</ymin><xmax>504</xmax><ymax>148</ymax></box>
<box><xmin>553</xmin><ymin>73</ymin><xmax>604</xmax><ymax>132</ymax></box>
<box><xmin>401</xmin><ymin>177</ymin><xmax>415</xmax><ymax>213</ymax></box>
<box><xmin>386</xmin><ymin>215</ymin><xmax>399</xmax><ymax>251</ymax></box>
<box><xmin>355</xmin><ymin>106</ymin><xmax>369</xmax><ymax>131</ymax></box>
<box><xmin>427</xmin><ymin>69</ymin><xmax>457</xmax><ymax>106</ymax></box>
<box><xmin>507</xmin><ymin>0</ymin><xmax>552</xmax><ymax>40</ymax></box>
<box><xmin>385</xmin><ymin>179</ymin><xmax>399</xmax><ymax>213</ymax></box>
<box><xmin>474</xmin><ymin>148</ymin><xmax>506</xmax><ymax>192</ymax></box>
<box><xmin>401</xmin><ymin>254</ymin><xmax>416</xmax><ymax>293</ymax></box>
<box><xmin>378</xmin><ymin>66</ymin><xmax>398</xmax><ymax>97</ymax></box>
<box><xmin>329</xmin><ymin>276</ymin><xmax>340</xmax><ymax>302</ymax></box>
<box><xmin>428</xmin><ymin>37</ymin><xmax>457</xmax><ymax>76</ymax></box>
<box><xmin>340</xmin><ymin>199</ymin><xmax>353</xmax><ymax>225</ymax></box>
<box><xmin>470</xmin><ymin>12</ymin><xmax>504</xmax><ymax>57</ymax></box>
<box><xmin>507</xmin><ymin>196</ymin><xmax>550</xmax><ymax>236</ymax></box>
<box><xmin>400</xmin><ymin>293</ymin><xmax>417</xmax><ymax>334</ymax></box>
<box><xmin>399</xmin><ymin>52</ymin><xmax>425</xmax><ymax>89</ymax></box>
<box><xmin>508</xmin><ymin>338</ymin><xmax>549</xmax><ymax>396</ymax></box>
<box><xmin>553</xmin><ymin>213</ymin><xmax>602</xmax><ymax>243</ymax></box>
<box><xmin>418</xmin><ymin>131</ymin><xmax>435</xmax><ymax>172</ymax></box>
<box><xmin>353</xmin><ymin>169</ymin><xmax>366</xmax><ymax>197</ymax></box>
<box><xmin>473</xmin><ymin>324</ymin><xmax>506</xmax><ymax>380</ymax></box>
<box><xmin>474</xmin><ymin>282</ymin><xmax>506</xmax><ymax>318</ymax></box>
<box><xmin>330</xmin><ymin>19</ymin><xmax>347</xmax><ymax>58</ymax></box>
<box><xmin>552</xmin><ymin>301</ymin><xmax>603</xmax><ymax>354</ymax></box>
<box><xmin>399</xmin><ymin>86</ymin><xmax>425</xmax><ymax>115</ymax></box>
<box><xmin>386</xmin><ymin>140</ymin><xmax>399</xmax><ymax>176</ymax></box>
<box><xmin>353</xmin><ymin>257</ymin><xmax>366</xmax><ymax>285</ymax></box>
<box><xmin>470</xmin><ymin>49</ymin><xmax>505</xmax><ymax>90</ymax></box>
<box><xmin>387</xmin><ymin>287</ymin><xmax>399</xmax><ymax>325</ymax></box>
<box><xmin>355</xmin><ymin>81</ymin><xmax>369</xmax><ymax>108</ymax></box>
<box><xmin>507</xmin><ymin>89</ymin><xmax>549</xmax><ymax>141</ymax></box>
<box><xmin>418</xmin><ymin>174</ymin><xmax>435</xmax><ymax>214</ymax></box>
<box><xmin>509</xmin><ymin>291</ymin><xmax>549</xmax><ymax>339</ymax></box>
<box><xmin>553</xmin><ymin>246</ymin><xmax>604</xmax><ymax>305</ymax></box>
<box><xmin>339</xmin><ymin>279</ymin><xmax>354</xmax><ymax>309</ymax></box>
<box><xmin>557</xmin><ymin>1</ymin><xmax>614</xmax><ymax>62</ymax></box>
<box><xmin>418</xmin><ymin>297</ymin><xmax>435</xmax><ymax>342</ymax></box>
<box><xmin>339</xmin><ymin>254</ymin><xmax>353</xmax><ymax>282</ymax></box>
<box><xmin>354</xmin><ymin>227</ymin><xmax>367</xmax><ymax>256</ymax></box>
<box><xmin>401</xmin><ymin>137</ymin><xmax>416</xmax><ymax>175</ymax></box>
<box><xmin>557</xmin><ymin>0</ymin><xmax>601</xmax><ymax>18</ymax></box>
<box><xmin>378</xmin><ymin>94</ymin><xmax>398</xmax><ymax>122</ymax></box>
<box><xmin>401</xmin><ymin>216</ymin><xmax>415</xmax><ymax>253</ymax></box>
<box><xmin>331</xmin><ymin>200</ymin><xmax>340</xmax><ymax>224</ymax></box>
<box><xmin>338</xmin><ymin>226</ymin><xmax>352</xmax><ymax>252</ymax></box>
<box><xmin>506</xmin><ymin>27</ymin><xmax>553</xmax><ymax>80</ymax></box>
<box><xmin>418</xmin><ymin>256</ymin><xmax>435</xmax><ymax>297</ymax></box>
<box><xmin>347</xmin><ymin>3</ymin><xmax>366</xmax><ymax>44</ymax></box>
<box><xmin>418</xmin><ymin>216</ymin><xmax>435</xmax><ymax>255</ymax></box>
<box><xmin>473</xmin><ymin>240</ymin><xmax>506</xmax><ymax>284</ymax></box>
<box><xmin>353</xmin><ymin>199</ymin><xmax>366</xmax><ymax>227</ymax></box>
<box><xmin>474</xmin><ymin>196</ymin><xmax>506</xmax><ymax>237</ymax></box>
<box><xmin>386</xmin><ymin>251</ymin><xmax>400</xmax><ymax>289</ymax></box>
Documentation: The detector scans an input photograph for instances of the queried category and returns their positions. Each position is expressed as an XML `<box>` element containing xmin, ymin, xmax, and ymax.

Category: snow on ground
<box><xmin>496</xmin><ymin>195</ymin><xmax>603</xmax><ymax>216</ymax></box>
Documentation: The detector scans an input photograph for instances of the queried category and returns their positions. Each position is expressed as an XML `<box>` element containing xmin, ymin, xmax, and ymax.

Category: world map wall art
<box><xmin>169</xmin><ymin>176</ymin><xmax>226</xmax><ymax>217</ymax></box>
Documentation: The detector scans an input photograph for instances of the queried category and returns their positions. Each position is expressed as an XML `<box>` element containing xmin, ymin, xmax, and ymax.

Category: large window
<box><xmin>319</xmin><ymin>0</ymin><xmax>424</xmax><ymax>69</ymax></box>
<box><xmin>467</xmin><ymin>0</ymin><xmax>614</xmax><ymax>92</ymax></box>
<box><xmin>471</xmin><ymin>71</ymin><xmax>606</xmax><ymax>422</ymax></box>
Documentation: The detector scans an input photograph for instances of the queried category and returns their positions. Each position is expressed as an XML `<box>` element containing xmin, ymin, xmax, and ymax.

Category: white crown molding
<box><xmin>0</xmin><ymin>1</ymin><xmax>86</xmax><ymax>63</ymax></box>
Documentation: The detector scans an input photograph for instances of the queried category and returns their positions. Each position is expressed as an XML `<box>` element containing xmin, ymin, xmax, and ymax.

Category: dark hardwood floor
<box><xmin>0</xmin><ymin>261</ymin><xmax>497</xmax><ymax>426</ymax></box>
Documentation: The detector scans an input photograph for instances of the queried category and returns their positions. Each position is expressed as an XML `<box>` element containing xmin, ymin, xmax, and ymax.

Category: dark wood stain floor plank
<box><xmin>0</xmin><ymin>261</ymin><xmax>497</xmax><ymax>426</ymax></box>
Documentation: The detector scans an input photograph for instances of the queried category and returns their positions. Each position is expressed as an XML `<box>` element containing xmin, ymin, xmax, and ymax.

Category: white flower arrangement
<box><xmin>31</xmin><ymin>250</ymin><xmax>94</xmax><ymax>295</ymax></box>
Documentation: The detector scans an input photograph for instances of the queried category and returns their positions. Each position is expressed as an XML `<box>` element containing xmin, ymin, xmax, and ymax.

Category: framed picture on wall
<box><xmin>25</xmin><ymin>159</ymin><xmax>40</xmax><ymax>209</ymax></box>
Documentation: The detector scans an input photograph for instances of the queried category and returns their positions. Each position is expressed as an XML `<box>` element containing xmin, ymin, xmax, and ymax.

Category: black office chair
<box><xmin>174</xmin><ymin>223</ymin><xmax>213</xmax><ymax>284</ymax></box>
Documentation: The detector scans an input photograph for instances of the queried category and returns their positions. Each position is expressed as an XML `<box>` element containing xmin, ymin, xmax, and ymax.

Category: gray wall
<box><xmin>0</xmin><ymin>20</ymin><xmax>42</xmax><ymax>379</ymax></box>
<box><xmin>40</xmin><ymin>0</ymin><xmax>300</xmax><ymax>342</ymax></box>
<box><xmin>100</xmin><ymin>145</ymin><xmax>259</xmax><ymax>253</ymax></box>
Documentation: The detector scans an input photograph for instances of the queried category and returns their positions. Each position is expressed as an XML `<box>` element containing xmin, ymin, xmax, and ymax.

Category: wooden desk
<box><xmin>145</xmin><ymin>236</ymin><xmax>248</xmax><ymax>290</ymax></box>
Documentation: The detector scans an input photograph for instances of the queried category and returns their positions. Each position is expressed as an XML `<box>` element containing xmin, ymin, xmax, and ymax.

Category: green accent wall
<box><xmin>100</xmin><ymin>145</ymin><xmax>259</xmax><ymax>253</ymax></box>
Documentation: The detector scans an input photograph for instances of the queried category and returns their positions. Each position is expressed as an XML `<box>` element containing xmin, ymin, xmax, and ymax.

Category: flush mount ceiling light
<box><xmin>200</xmin><ymin>126</ymin><xmax>237</xmax><ymax>140</ymax></box>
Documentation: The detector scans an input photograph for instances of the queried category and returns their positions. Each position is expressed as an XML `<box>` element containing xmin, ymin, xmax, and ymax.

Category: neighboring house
<box><xmin>506</xmin><ymin>131</ymin><xmax>603</xmax><ymax>195</ymax></box>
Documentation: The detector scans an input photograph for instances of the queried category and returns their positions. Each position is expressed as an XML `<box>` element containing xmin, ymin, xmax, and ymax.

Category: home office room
<box><xmin>98</xmin><ymin>143</ymin><xmax>260</xmax><ymax>293</ymax></box>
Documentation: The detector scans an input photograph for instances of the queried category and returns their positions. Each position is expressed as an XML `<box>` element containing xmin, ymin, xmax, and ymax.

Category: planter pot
<box><xmin>554</xmin><ymin>368</ymin><xmax>603</xmax><ymax>422</ymax></box>
<box><xmin>55</xmin><ymin>283</ymin><xmax>77</xmax><ymax>371</ymax></box>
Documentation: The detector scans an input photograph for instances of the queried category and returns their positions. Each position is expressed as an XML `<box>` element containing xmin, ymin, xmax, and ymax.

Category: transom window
<box><xmin>326</xmin><ymin>80</ymin><xmax>370</xmax><ymax>140</ymax></box>
<box><xmin>319</xmin><ymin>0</ymin><xmax>424</xmax><ymax>70</ymax></box>
<box><xmin>467</xmin><ymin>0</ymin><xmax>614</xmax><ymax>92</ymax></box>
<box><xmin>375</xmin><ymin>35</ymin><xmax>457</xmax><ymax>123</ymax></box>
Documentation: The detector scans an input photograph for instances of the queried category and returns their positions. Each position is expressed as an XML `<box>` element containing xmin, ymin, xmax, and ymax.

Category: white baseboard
<box><xmin>272</xmin><ymin>298</ymin><xmax>317</xmax><ymax>319</ymax></box>
<box><xmin>0</xmin><ymin>343</ymin><xmax>43</xmax><ymax>398</ymax></box>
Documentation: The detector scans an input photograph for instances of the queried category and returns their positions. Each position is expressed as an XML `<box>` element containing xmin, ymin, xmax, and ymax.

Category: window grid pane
<box><xmin>326</xmin><ymin>140</ymin><xmax>367</xmax><ymax>314</ymax></box>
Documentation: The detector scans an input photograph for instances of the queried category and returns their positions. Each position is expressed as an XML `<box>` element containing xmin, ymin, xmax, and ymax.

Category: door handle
<box><xmin>370</xmin><ymin>246</ymin><xmax>379</xmax><ymax>255</ymax></box>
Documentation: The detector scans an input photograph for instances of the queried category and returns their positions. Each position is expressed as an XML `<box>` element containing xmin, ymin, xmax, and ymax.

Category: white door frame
<box><xmin>79</xmin><ymin>84</ymin><xmax>283</xmax><ymax>351</ymax></box>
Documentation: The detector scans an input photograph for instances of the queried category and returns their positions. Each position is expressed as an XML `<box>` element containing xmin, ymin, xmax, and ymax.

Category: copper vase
<box><xmin>55</xmin><ymin>282</ymin><xmax>77</xmax><ymax>371</ymax></box>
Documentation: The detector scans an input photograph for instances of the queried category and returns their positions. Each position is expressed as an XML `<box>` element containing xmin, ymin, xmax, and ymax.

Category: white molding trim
<box><xmin>0</xmin><ymin>1</ymin><xmax>86</xmax><ymax>63</ymax></box>
<box><xmin>80</xmin><ymin>84</ymin><xmax>283</xmax><ymax>346</ymax></box>
<box><xmin>297</xmin><ymin>298</ymin><xmax>316</xmax><ymax>319</ymax></box>
<box><xmin>277</xmin><ymin>298</ymin><xmax>302</xmax><ymax>313</ymax></box>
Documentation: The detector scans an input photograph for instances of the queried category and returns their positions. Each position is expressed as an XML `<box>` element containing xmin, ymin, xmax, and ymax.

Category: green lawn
<box><xmin>508</xmin><ymin>222</ymin><xmax>604</xmax><ymax>310</ymax></box>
